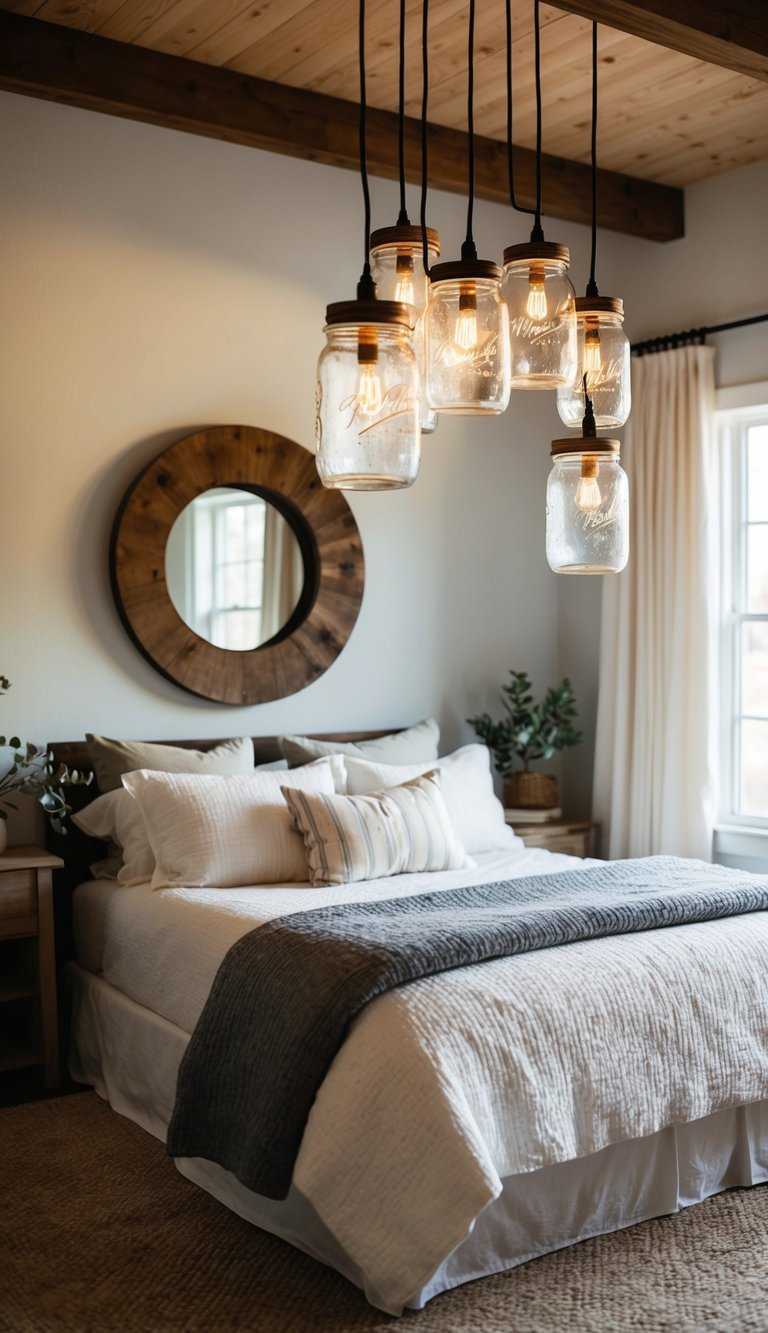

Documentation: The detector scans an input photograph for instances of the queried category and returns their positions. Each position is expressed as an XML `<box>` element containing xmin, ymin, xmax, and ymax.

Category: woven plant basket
<box><xmin>503</xmin><ymin>771</ymin><xmax>559</xmax><ymax>810</ymax></box>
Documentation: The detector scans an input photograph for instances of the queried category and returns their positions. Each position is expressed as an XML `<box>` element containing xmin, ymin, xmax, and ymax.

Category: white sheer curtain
<box><xmin>593</xmin><ymin>344</ymin><xmax>718</xmax><ymax>860</ymax></box>
<box><xmin>261</xmin><ymin>506</ymin><xmax>305</xmax><ymax>642</ymax></box>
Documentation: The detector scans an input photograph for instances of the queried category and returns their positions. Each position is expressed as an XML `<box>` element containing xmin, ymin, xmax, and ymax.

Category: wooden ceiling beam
<box><xmin>552</xmin><ymin>1</ymin><xmax>768</xmax><ymax>82</ymax></box>
<box><xmin>0</xmin><ymin>11</ymin><xmax>683</xmax><ymax>242</ymax></box>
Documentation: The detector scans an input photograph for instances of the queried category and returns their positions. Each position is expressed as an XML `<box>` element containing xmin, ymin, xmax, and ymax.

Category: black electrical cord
<box><xmin>357</xmin><ymin>0</ymin><xmax>375</xmax><ymax>300</ymax></box>
<box><xmin>396</xmin><ymin>0</ymin><xmax>409</xmax><ymax>226</ymax></box>
<box><xmin>505</xmin><ymin>0</ymin><xmax>534</xmax><ymax>216</ymax></box>
<box><xmin>586</xmin><ymin>21</ymin><xmax>599</xmax><ymax>297</ymax></box>
<box><xmin>420</xmin><ymin>0</ymin><xmax>431</xmax><ymax>277</ymax></box>
<box><xmin>461</xmin><ymin>0</ymin><xmax>478</xmax><ymax>261</ymax></box>
<box><xmin>530</xmin><ymin>0</ymin><xmax>544</xmax><ymax>243</ymax></box>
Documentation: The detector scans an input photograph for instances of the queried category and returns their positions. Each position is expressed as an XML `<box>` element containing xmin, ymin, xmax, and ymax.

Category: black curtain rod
<box><xmin>632</xmin><ymin>312</ymin><xmax>768</xmax><ymax>357</ymax></box>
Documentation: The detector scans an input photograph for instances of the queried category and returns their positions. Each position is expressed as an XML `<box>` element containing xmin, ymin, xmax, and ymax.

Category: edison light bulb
<box><xmin>356</xmin><ymin>327</ymin><xmax>383</xmax><ymax>419</ymax></box>
<box><xmin>575</xmin><ymin>457</ymin><xmax>601</xmax><ymax>511</ymax></box>
<box><xmin>356</xmin><ymin>362</ymin><xmax>383</xmax><ymax>417</ymax></box>
<box><xmin>394</xmin><ymin>252</ymin><xmax>415</xmax><ymax>308</ymax></box>
<box><xmin>583</xmin><ymin>320</ymin><xmax>602</xmax><ymax>377</ymax></box>
<box><xmin>526</xmin><ymin>266</ymin><xmax>547</xmax><ymax>321</ymax></box>
<box><xmin>454</xmin><ymin>284</ymin><xmax>479</xmax><ymax>350</ymax></box>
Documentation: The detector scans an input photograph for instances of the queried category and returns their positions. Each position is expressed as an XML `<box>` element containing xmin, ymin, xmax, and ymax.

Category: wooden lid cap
<box><xmin>550</xmin><ymin>437</ymin><xmax>621</xmax><ymax>457</ymax></box>
<box><xmin>429</xmin><ymin>259</ymin><xmax>502</xmax><ymax>285</ymax></box>
<box><xmin>370</xmin><ymin>225</ymin><xmax>441</xmax><ymax>255</ymax></box>
<box><xmin>325</xmin><ymin>299</ymin><xmax>414</xmax><ymax>329</ymax></box>
<box><xmin>503</xmin><ymin>242</ymin><xmax>571</xmax><ymax>266</ymax></box>
<box><xmin>575</xmin><ymin>296</ymin><xmax>625</xmax><ymax>317</ymax></box>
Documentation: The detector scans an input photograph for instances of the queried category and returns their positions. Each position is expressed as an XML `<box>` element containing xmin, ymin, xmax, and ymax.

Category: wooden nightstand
<box><xmin>507</xmin><ymin>818</ymin><xmax>600</xmax><ymax>858</ymax></box>
<box><xmin>0</xmin><ymin>845</ymin><xmax>64</xmax><ymax>1089</ymax></box>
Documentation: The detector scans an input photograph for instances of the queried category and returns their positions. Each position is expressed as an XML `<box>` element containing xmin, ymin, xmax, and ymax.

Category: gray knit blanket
<box><xmin>166</xmin><ymin>856</ymin><xmax>768</xmax><ymax>1200</ymax></box>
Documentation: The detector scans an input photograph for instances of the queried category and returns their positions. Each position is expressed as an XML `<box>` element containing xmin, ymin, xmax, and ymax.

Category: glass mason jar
<box><xmin>315</xmin><ymin>301</ymin><xmax>420</xmax><ymax>490</ymax></box>
<box><xmin>557</xmin><ymin>297</ymin><xmax>631</xmax><ymax>429</ymax></box>
<box><xmin>502</xmin><ymin>242</ymin><xmax>577</xmax><ymax>389</ymax></box>
<box><xmin>546</xmin><ymin>440</ymin><xmax>629</xmax><ymax>574</ymax></box>
<box><xmin>424</xmin><ymin>260</ymin><xmax>511</xmax><ymax>415</ymax></box>
<box><xmin>370</xmin><ymin>225</ymin><xmax>441</xmax><ymax>434</ymax></box>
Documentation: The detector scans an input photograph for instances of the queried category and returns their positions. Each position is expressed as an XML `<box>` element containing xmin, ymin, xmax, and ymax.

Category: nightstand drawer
<box><xmin>532</xmin><ymin>832</ymin><xmax>590</xmax><ymax>856</ymax></box>
<box><xmin>511</xmin><ymin>821</ymin><xmax>600</xmax><ymax>858</ymax></box>
<box><xmin>0</xmin><ymin>870</ymin><xmax>37</xmax><ymax>921</ymax></box>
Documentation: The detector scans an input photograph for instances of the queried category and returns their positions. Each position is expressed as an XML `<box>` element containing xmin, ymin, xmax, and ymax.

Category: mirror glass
<box><xmin>165</xmin><ymin>488</ymin><xmax>305</xmax><ymax>651</ymax></box>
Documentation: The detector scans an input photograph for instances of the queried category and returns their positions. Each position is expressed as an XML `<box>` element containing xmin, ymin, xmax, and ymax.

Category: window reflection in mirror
<box><xmin>165</xmin><ymin>488</ymin><xmax>305</xmax><ymax>651</ymax></box>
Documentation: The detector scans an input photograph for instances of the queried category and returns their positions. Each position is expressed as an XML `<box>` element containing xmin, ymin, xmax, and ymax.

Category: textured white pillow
<box><xmin>122</xmin><ymin>758</ymin><xmax>345</xmax><ymax>889</ymax></box>
<box><xmin>278</xmin><ymin>719</ymin><xmax>439</xmax><ymax>769</ymax></box>
<box><xmin>343</xmin><ymin>744</ymin><xmax>519</xmax><ymax>854</ymax></box>
<box><xmin>73</xmin><ymin>789</ymin><xmax>155</xmax><ymax>886</ymax></box>
<box><xmin>282</xmin><ymin>771</ymin><xmax>472</xmax><ymax>887</ymax></box>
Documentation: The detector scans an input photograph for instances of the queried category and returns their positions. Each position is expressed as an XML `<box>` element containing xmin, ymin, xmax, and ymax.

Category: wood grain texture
<box><xmin>1</xmin><ymin>3</ymin><xmax>766</xmax><ymax>189</ymax></box>
<box><xmin>0</xmin><ymin>10</ymin><xmax>684</xmax><ymax>240</ymax></box>
<box><xmin>553</xmin><ymin>0</ymin><xmax>768</xmax><ymax>82</ymax></box>
<box><xmin>110</xmin><ymin>425</ymin><xmax>365</xmax><ymax>706</ymax></box>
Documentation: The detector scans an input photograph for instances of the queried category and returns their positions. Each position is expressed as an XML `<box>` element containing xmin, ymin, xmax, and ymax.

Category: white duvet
<box><xmin>73</xmin><ymin>843</ymin><xmax>768</xmax><ymax>1312</ymax></box>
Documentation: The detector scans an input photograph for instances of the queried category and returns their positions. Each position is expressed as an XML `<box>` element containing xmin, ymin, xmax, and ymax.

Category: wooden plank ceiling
<box><xmin>3</xmin><ymin>0</ymin><xmax>767</xmax><ymax>188</ymax></box>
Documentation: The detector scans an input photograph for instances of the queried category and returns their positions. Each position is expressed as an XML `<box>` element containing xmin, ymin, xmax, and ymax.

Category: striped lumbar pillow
<box><xmin>281</xmin><ymin>770</ymin><xmax>473</xmax><ymax>888</ymax></box>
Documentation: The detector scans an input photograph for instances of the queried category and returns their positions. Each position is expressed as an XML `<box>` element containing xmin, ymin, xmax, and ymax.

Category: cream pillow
<box><xmin>123</xmin><ymin>758</ymin><xmax>345</xmax><ymax>889</ymax></box>
<box><xmin>282</xmin><ymin>770</ymin><xmax>472</xmax><ymax>888</ymax></box>
<box><xmin>85</xmin><ymin>734</ymin><xmax>254</xmax><ymax>794</ymax></box>
<box><xmin>343</xmin><ymin>744</ymin><xmax>519</xmax><ymax>855</ymax></box>
<box><xmin>278</xmin><ymin>719</ymin><xmax>439</xmax><ymax>769</ymax></box>
<box><xmin>73</xmin><ymin>789</ymin><xmax>155</xmax><ymax>886</ymax></box>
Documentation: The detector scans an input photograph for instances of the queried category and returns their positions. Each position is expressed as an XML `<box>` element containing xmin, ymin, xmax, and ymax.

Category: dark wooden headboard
<box><xmin>47</xmin><ymin>730</ymin><xmax>397</xmax><ymax>778</ymax></box>
<box><xmin>44</xmin><ymin>729</ymin><xmax>400</xmax><ymax>880</ymax></box>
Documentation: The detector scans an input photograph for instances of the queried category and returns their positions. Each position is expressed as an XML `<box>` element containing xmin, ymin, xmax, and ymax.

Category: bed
<box><xmin>49</xmin><ymin>732</ymin><xmax>768</xmax><ymax>1316</ymax></box>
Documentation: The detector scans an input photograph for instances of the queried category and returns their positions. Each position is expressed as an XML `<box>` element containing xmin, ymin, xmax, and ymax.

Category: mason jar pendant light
<box><xmin>546</xmin><ymin>381</ymin><xmax>629</xmax><ymax>574</ymax></box>
<box><xmin>502</xmin><ymin>0</ymin><xmax>577</xmax><ymax>390</ymax></box>
<box><xmin>423</xmin><ymin>0</ymin><xmax>511</xmax><ymax>415</ymax></box>
<box><xmin>315</xmin><ymin>0</ymin><xmax>420</xmax><ymax>491</ymax></box>
<box><xmin>557</xmin><ymin>24</ymin><xmax>631</xmax><ymax>429</ymax></box>
<box><xmin>369</xmin><ymin>0</ymin><xmax>440</xmax><ymax>435</ymax></box>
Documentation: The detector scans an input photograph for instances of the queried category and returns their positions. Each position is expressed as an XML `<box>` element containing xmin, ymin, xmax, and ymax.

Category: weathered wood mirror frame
<box><xmin>110</xmin><ymin>425</ymin><xmax>364</xmax><ymax>705</ymax></box>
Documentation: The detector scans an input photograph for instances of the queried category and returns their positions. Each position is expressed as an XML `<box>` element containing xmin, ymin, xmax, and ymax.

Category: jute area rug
<box><xmin>2</xmin><ymin>1093</ymin><xmax>767</xmax><ymax>1333</ymax></box>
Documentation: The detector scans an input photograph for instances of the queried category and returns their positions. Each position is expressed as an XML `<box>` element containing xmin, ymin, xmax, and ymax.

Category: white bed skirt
<box><xmin>69</xmin><ymin>963</ymin><xmax>768</xmax><ymax>1315</ymax></box>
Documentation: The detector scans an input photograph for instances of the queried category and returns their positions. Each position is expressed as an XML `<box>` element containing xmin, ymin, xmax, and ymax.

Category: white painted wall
<box><xmin>1</xmin><ymin>90</ymin><xmax>765</xmax><ymax>842</ymax></box>
<box><xmin>0</xmin><ymin>91</ymin><xmax>559</xmax><ymax>839</ymax></box>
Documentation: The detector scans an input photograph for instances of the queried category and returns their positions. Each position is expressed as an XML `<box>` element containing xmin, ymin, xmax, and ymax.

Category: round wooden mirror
<box><xmin>110</xmin><ymin>425</ymin><xmax>364</xmax><ymax>705</ymax></box>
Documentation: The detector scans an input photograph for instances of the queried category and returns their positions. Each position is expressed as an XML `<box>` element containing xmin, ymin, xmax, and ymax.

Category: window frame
<box><xmin>717</xmin><ymin>382</ymin><xmax>768</xmax><ymax>831</ymax></box>
<box><xmin>191</xmin><ymin>489</ymin><xmax>267</xmax><ymax>651</ymax></box>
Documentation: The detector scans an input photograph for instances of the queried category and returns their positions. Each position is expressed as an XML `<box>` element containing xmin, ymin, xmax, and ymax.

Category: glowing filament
<box><xmin>575</xmin><ymin>456</ymin><xmax>601</xmax><ymax>512</ymax></box>
<box><xmin>395</xmin><ymin>252</ymin><xmax>415</xmax><ymax>308</ymax></box>
<box><xmin>583</xmin><ymin>321</ymin><xmax>602</xmax><ymax>377</ymax></box>
<box><xmin>526</xmin><ymin>266</ymin><xmax>547</xmax><ymax>321</ymax></box>
<box><xmin>454</xmin><ymin>284</ymin><xmax>479</xmax><ymax>351</ymax></box>
<box><xmin>356</xmin><ymin>327</ymin><xmax>383</xmax><ymax>419</ymax></box>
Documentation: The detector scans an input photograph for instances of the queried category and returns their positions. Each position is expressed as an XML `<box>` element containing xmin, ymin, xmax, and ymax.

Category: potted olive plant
<box><xmin>0</xmin><ymin>675</ymin><xmax>91</xmax><ymax>852</ymax></box>
<box><xmin>468</xmin><ymin>670</ymin><xmax>582</xmax><ymax>809</ymax></box>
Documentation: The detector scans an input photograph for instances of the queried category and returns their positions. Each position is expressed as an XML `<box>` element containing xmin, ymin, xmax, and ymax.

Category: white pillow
<box><xmin>73</xmin><ymin>789</ymin><xmax>155</xmax><ymax>886</ymax></box>
<box><xmin>122</xmin><ymin>757</ymin><xmax>345</xmax><ymax>889</ymax></box>
<box><xmin>278</xmin><ymin>719</ymin><xmax>439</xmax><ymax>768</ymax></box>
<box><xmin>343</xmin><ymin>744</ymin><xmax>519</xmax><ymax>854</ymax></box>
<box><xmin>282</xmin><ymin>771</ymin><xmax>472</xmax><ymax>887</ymax></box>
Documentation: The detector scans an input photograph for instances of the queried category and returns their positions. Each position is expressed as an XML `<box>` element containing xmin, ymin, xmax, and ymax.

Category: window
<box><xmin>719</xmin><ymin>391</ymin><xmax>768</xmax><ymax>827</ymax></box>
<box><xmin>192</xmin><ymin>490</ymin><xmax>267</xmax><ymax>651</ymax></box>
